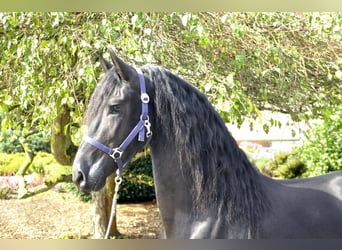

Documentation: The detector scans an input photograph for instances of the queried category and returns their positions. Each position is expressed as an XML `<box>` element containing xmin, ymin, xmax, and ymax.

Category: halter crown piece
<box><xmin>82</xmin><ymin>68</ymin><xmax>152</xmax><ymax>177</ymax></box>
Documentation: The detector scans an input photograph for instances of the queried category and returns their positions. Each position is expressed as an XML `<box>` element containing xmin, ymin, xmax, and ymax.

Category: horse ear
<box><xmin>99</xmin><ymin>53</ymin><xmax>113</xmax><ymax>72</ymax></box>
<box><xmin>108</xmin><ymin>48</ymin><xmax>134</xmax><ymax>82</ymax></box>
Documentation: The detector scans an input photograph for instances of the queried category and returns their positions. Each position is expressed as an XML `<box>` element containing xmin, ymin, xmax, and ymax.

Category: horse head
<box><xmin>72</xmin><ymin>49</ymin><xmax>151</xmax><ymax>193</ymax></box>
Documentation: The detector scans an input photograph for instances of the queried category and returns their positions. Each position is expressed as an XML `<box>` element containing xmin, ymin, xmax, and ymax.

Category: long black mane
<box><xmin>143</xmin><ymin>66</ymin><xmax>270</xmax><ymax>237</ymax></box>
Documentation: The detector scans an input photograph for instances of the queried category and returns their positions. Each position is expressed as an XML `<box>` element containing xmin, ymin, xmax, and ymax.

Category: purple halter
<box><xmin>82</xmin><ymin>68</ymin><xmax>152</xmax><ymax>177</ymax></box>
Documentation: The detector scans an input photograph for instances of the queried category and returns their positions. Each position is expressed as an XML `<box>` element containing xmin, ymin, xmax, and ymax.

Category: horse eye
<box><xmin>109</xmin><ymin>104</ymin><xmax>120</xmax><ymax>114</ymax></box>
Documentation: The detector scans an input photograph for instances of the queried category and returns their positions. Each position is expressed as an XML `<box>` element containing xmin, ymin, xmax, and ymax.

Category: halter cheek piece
<box><xmin>82</xmin><ymin>68</ymin><xmax>152</xmax><ymax>177</ymax></box>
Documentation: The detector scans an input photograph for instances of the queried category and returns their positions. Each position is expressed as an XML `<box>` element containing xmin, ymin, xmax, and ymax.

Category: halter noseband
<box><xmin>82</xmin><ymin>68</ymin><xmax>152</xmax><ymax>177</ymax></box>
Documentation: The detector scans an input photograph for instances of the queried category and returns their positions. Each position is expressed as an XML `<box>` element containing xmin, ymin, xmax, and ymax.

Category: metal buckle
<box><xmin>141</xmin><ymin>93</ymin><xmax>150</xmax><ymax>104</ymax></box>
<box><xmin>110</xmin><ymin>148</ymin><xmax>123</xmax><ymax>160</ymax></box>
<box><xmin>144</xmin><ymin>118</ymin><xmax>152</xmax><ymax>138</ymax></box>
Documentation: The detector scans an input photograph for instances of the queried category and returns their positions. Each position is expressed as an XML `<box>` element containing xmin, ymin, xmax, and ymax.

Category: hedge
<box><xmin>118</xmin><ymin>151</ymin><xmax>155</xmax><ymax>203</ymax></box>
<box><xmin>248</xmin><ymin>149</ymin><xmax>307</xmax><ymax>179</ymax></box>
<box><xmin>0</xmin><ymin>153</ymin><xmax>26</xmax><ymax>175</ymax></box>
<box><xmin>0</xmin><ymin>152</ymin><xmax>58</xmax><ymax>175</ymax></box>
<box><xmin>0</xmin><ymin>131</ymin><xmax>51</xmax><ymax>153</ymax></box>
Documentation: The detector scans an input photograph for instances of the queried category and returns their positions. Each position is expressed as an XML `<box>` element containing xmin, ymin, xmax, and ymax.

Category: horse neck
<box><xmin>148</xmin><ymin>113</ymin><xmax>265</xmax><ymax>238</ymax></box>
<box><xmin>145</xmin><ymin>67</ymin><xmax>269</xmax><ymax>237</ymax></box>
<box><xmin>148</xmin><ymin>138</ymin><xmax>193</xmax><ymax>237</ymax></box>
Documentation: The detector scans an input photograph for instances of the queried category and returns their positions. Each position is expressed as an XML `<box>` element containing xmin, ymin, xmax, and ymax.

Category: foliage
<box><xmin>272</xmin><ymin>151</ymin><xmax>307</xmax><ymax>179</ymax></box>
<box><xmin>252</xmin><ymin>150</ymin><xmax>306</xmax><ymax>179</ymax></box>
<box><xmin>0</xmin><ymin>131</ymin><xmax>23</xmax><ymax>153</ymax></box>
<box><xmin>253</xmin><ymin>157</ymin><xmax>276</xmax><ymax>178</ymax></box>
<box><xmin>298</xmin><ymin>106</ymin><xmax>342</xmax><ymax>177</ymax></box>
<box><xmin>0</xmin><ymin>152</ymin><xmax>59</xmax><ymax>175</ymax></box>
<box><xmin>0</xmin><ymin>13</ymin><xmax>340</xmax><ymax>198</ymax></box>
<box><xmin>0</xmin><ymin>153</ymin><xmax>26</xmax><ymax>175</ymax></box>
<box><xmin>118</xmin><ymin>151</ymin><xmax>155</xmax><ymax>203</ymax></box>
<box><xmin>0</xmin><ymin>12</ymin><xmax>341</xmax><ymax>140</ymax></box>
<box><xmin>31</xmin><ymin>152</ymin><xmax>60</xmax><ymax>174</ymax></box>
<box><xmin>63</xmin><ymin>183</ymin><xmax>92</xmax><ymax>202</ymax></box>
<box><xmin>28</xmin><ymin>132</ymin><xmax>51</xmax><ymax>153</ymax></box>
<box><xmin>122</xmin><ymin>12</ymin><xmax>341</xmax><ymax>127</ymax></box>
<box><xmin>0</xmin><ymin>130</ymin><xmax>51</xmax><ymax>153</ymax></box>
<box><xmin>44</xmin><ymin>163</ymin><xmax>71</xmax><ymax>177</ymax></box>
<box><xmin>253</xmin><ymin>131</ymin><xmax>341</xmax><ymax>179</ymax></box>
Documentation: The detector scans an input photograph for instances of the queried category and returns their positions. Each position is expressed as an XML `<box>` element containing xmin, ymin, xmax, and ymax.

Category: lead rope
<box><xmin>104</xmin><ymin>169</ymin><xmax>123</xmax><ymax>239</ymax></box>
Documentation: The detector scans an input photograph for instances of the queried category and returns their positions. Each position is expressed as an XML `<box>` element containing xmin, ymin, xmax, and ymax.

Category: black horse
<box><xmin>72</xmin><ymin>49</ymin><xmax>342</xmax><ymax>238</ymax></box>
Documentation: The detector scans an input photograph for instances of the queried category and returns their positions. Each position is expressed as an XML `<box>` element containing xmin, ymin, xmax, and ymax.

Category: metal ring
<box><xmin>140</xmin><ymin>114</ymin><xmax>150</xmax><ymax>121</ymax></box>
<box><xmin>115</xmin><ymin>176</ymin><xmax>123</xmax><ymax>185</ymax></box>
<box><xmin>110</xmin><ymin>148</ymin><xmax>122</xmax><ymax>160</ymax></box>
<box><xmin>141</xmin><ymin>93</ymin><xmax>150</xmax><ymax>103</ymax></box>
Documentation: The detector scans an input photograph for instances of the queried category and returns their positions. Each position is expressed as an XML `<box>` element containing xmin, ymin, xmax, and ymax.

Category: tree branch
<box><xmin>7</xmin><ymin>104</ymin><xmax>21</xmax><ymax>112</ymax></box>
<box><xmin>18</xmin><ymin>174</ymin><xmax>73</xmax><ymax>199</ymax></box>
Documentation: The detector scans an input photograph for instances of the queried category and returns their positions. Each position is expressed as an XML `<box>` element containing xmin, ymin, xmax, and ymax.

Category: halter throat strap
<box><xmin>82</xmin><ymin>68</ymin><xmax>152</xmax><ymax>177</ymax></box>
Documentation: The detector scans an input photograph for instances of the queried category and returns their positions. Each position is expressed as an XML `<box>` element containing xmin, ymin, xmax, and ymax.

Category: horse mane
<box><xmin>143</xmin><ymin>66</ymin><xmax>270</xmax><ymax>237</ymax></box>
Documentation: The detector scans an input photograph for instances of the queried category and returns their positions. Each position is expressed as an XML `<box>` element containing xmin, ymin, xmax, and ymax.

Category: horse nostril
<box><xmin>75</xmin><ymin>170</ymin><xmax>86</xmax><ymax>188</ymax></box>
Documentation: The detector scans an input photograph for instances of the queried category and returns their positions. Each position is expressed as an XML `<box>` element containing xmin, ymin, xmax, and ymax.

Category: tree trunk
<box><xmin>91</xmin><ymin>173</ymin><xmax>120</xmax><ymax>238</ymax></box>
<box><xmin>51</xmin><ymin>104</ymin><xmax>78</xmax><ymax>165</ymax></box>
<box><xmin>16</xmin><ymin>130</ymin><xmax>37</xmax><ymax>199</ymax></box>
<box><xmin>51</xmin><ymin>104</ymin><xmax>118</xmax><ymax>238</ymax></box>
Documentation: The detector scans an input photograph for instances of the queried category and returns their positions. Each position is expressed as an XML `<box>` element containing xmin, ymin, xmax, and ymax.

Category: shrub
<box><xmin>254</xmin><ymin>157</ymin><xmax>277</xmax><ymax>178</ymax></box>
<box><xmin>298</xmin><ymin>108</ymin><xmax>342</xmax><ymax>177</ymax></box>
<box><xmin>0</xmin><ymin>131</ymin><xmax>23</xmax><ymax>153</ymax></box>
<box><xmin>273</xmin><ymin>151</ymin><xmax>306</xmax><ymax>179</ymax></box>
<box><xmin>118</xmin><ymin>151</ymin><xmax>155</xmax><ymax>203</ymax></box>
<box><xmin>243</xmin><ymin>146</ymin><xmax>280</xmax><ymax>178</ymax></box>
<box><xmin>0</xmin><ymin>152</ymin><xmax>59</xmax><ymax>176</ymax></box>
<box><xmin>0</xmin><ymin>130</ymin><xmax>51</xmax><ymax>153</ymax></box>
<box><xmin>252</xmin><ymin>150</ymin><xmax>306</xmax><ymax>179</ymax></box>
<box><xmin>31</xmin><ymin>152</ymin><xmax>58</xmax><ymax>174</ymax></box>
<box><xmin>0</xmin><ymin>153</ymin><xmax>26</xmax><ymax>175</ymax></box>
<box><xmin>27</xmin><ymin>132</ymin><xmax>51</xmax><ymax>153</ymax></box>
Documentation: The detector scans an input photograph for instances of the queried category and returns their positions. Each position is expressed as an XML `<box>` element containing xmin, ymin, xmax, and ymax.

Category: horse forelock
<box><xmin>144</xmin><ymin>66</ymin><xmax>270</xmax><ymax>236</ymax></box>
<box><xmin>86</xmin><ymin>71</ymin><xmax>122</xmax><ymax>125</ymax></box>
